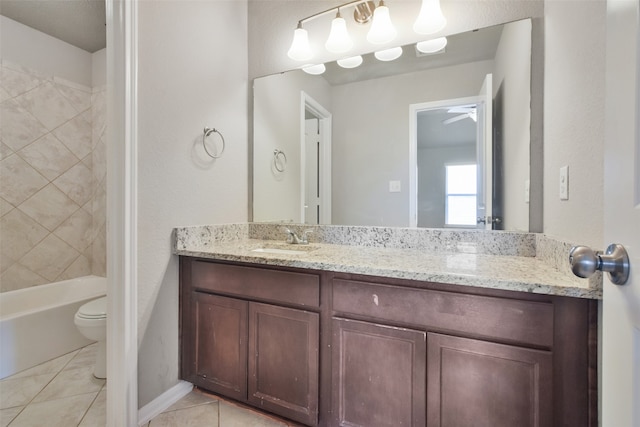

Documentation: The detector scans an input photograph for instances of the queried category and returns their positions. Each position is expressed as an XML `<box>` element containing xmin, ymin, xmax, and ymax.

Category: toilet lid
<box><xmin>77</xmin><ymin>296</ymin><xmax>107</xmax><ymax>319</ymax></box>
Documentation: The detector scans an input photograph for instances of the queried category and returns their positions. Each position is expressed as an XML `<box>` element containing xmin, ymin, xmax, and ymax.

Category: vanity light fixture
<box><xmin>416</xmin><ymin>36</ymin><xmax>448</xmax><ymax>54</ymax></box>
<box><xmin>301</xmin><ymin>64</ymin><xmax>327</xmax><ymax>75</ymax></box>
<box><xmin>366</xmin><ymin>1</ymin><xmax>397</xmax><ymax>44</ymax></box>
<box><xmin>337</xmin><ymin>55</ymin><xmax>364</xmax><ymax>68</ymax></box>
<box><xmin>413</xmin><ymin>0</ymin><xmax>447</xmax><ymax>35</ymax></box>
<box><xmin>326</xmin><ymin>9</ymin><xmax>354</xmax><ymax>53</ymax></box>
<box><xmin>287</xmin><ymin>0</ymin><xmax>396</xmax><ymax>61</ymax></box>
<box><xmin>287</xmin><ymin>0</ymin><xmax>446</xmax><ymax>62</ymax></box>
<box><xmin>374</xmin><ymin>46</ymin><xmax>403</xmax><ymax>61</ymax></box>
<box><xmin>287</xmin><ymin>23</ymin><xmax>313</xmax><ymax>61</ymax></box>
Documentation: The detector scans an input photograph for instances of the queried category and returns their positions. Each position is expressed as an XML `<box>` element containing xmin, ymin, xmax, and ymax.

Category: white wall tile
<box><xmin>0</xmin><ymin>99</ymin><xmax>48</xmax><ymax>151</ymax></box>
<box><xmin>18</xmin><ymin>184</ymin><xmax>79</xmax><ymax>231</ymax></box>
<box><xmin>18</xmin><ymin>133</ymin><xmax>80</xmax><ymax>181</ymax></box>
<box><xmin>0</xmin><ymin>153</ymin><xmax>49</xmax><ymax>206</ymax></box>
<box><xmin>15</xmin><ymin>81</ymin><xmax>78</xmax><ymax>130</ymax></box>
<box><xmin>20</xmin><ymin>234</ymin><xmax>80</xmax><ymax>281</ymax></box>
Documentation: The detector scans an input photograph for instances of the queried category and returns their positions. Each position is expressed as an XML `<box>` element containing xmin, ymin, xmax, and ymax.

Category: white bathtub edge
<box><xmin>137</xmin><ymin>380</ymin><xmax>194</xmax><ymax>426</ymax></box>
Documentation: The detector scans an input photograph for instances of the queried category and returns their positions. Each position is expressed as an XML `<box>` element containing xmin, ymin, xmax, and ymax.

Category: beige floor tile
<box><xmin>0</xmin><ymin>373</ymin><xmax>55</xmax><ymax>409</ymax></box>
<box><xmin>164</xmin><ymin>390</ymin><xmax>218</xmax><ymax>412</ymax></box>
<box><xmin>218</xmin><ymin>401</ymin><xmax>288</xmax><ymax>427</ymax></box>
<box><xmin>9</xmin><ymin>392</ymin><xmax>96</xmax><ymax>427</ymax></box>
<box><xmin>78</xmin><ymin>389</ymin><xmax>105</xmax><ymax>427</ymax></box>
<box><xmin>32</xmin><ymin>366</ymin><xmax>104</xmax><ymax>403</ymax></box>
<box><xmin>7</xmin><ymin>350</ymin><xmax>78</xmax><ymax>380</ymax></box>
<box><xmin>63</xmin><ymin>343</ymin><xmax>98</xmax><ymax>371</ymax></box>
<box><xmin>0</xmin><ymin>406</ymin><xmax>24</xmax><ymax>427</ymax></box>
<box><xmin>149</xmin><ymin>402</ymin><xmax>219</xmax><ymax>427</ymax></box>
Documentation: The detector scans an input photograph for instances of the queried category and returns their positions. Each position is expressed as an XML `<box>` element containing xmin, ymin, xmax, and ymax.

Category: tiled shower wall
<box><xmin>0</xmin><ymin>60</ymin><xmax>106</xmax><ymax>292</ymax></box>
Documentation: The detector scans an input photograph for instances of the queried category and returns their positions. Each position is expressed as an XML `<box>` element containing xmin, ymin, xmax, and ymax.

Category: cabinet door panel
<box><xmin>427</xmin><ymin>333</ymin><xmax>552</xmax><ymax>427</ymax></box>
<box><xmin>332</xmin><ymin>318</ymin><xmax>427</xmax><ymax>427</ymax></box>
<box><xmin>192</xmin><ymin>292</ymin><xmax>248</xmax><ymax>401</ymax></box>
<box><xmin>248</xmin><ymin>302</ymin><xmax>319</xmax><ymax>426</ymax></box>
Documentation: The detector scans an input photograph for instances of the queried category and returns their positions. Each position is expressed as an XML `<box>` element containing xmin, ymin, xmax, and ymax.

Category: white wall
<box><xmin>331</xmin><ymin>60</ymin><xmax>494</xmax><ymax>226</ymax></box>
<box><xmin>253</xmin><ymin>71</ymin><xmax>332</xmax><ymax>223</ymax></box>
<box><xmin>0</xmin><ymin>16</ymin><xmax>93</xmax><ymax>87</ymax></box>
<box><xmin>92</xmin><ymin>48</ymin><xmax>106</xmax><ymax>87</ymax></box>
<box><xmin>543</xmin><ymin>1</ymin><xmax>606</xmax><ymax>247</ymax></box>
<box><xmin>493</xmin><ymin>19</ymin><xmax>532</xmax><ymax>231</ymax></box>
<box><xmin>136</xmin><ymin>0</ymin><xmax>248</xmax><ymax>407</ymax></box>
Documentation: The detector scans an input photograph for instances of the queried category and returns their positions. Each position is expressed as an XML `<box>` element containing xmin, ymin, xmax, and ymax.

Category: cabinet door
<box><xmin>331</xmin><ymin>318</ymin><xmax>427</xmax><ymax>427</ymax></box>
<box><xmin>427</xmin><ymin>333</ymin><xmax>552</xmax><ymax>427</ymax></box>
<box><xmin>248</xmin><ymin>302</ymin><xmax>319</xmax><ymax>426</ymax></box>
<box><xmin>191</xmin><ymin>292</ymin><xmax>248</xmax><ymax>401</ymax></box>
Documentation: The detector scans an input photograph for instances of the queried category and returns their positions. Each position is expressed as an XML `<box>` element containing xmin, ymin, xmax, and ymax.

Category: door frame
<box><xmin>106</xmin><ymin>0</ymin><xmax>138</xmax><ymax>425</ymax></box>
<box><xmin>300</xmin><ymin>92</ymin><xmax>332</xmax><ymax>224</ymax></box>
<box><xmin>409</xmin><ymin>95</ymin><xmax>480</xmax><ymax>228</ymax></box>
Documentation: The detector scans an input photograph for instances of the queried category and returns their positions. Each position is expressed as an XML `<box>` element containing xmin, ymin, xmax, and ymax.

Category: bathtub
<box><xmin>0</xmin><ymin>275</ymin><xmax>106</xmax><ymax>379</ymax></box>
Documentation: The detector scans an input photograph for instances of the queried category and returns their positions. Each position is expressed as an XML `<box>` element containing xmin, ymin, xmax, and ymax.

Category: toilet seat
<box><xmin>77</xmin><ymin>296</ymin><xmax>107</xmax><ymax>320</ymax></box>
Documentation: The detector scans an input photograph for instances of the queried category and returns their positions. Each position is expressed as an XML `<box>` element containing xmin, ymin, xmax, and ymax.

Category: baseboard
<box><xmin>138</xmin><ymin>380</ymin><xmax>193</xmax><ymax>425</ymax></box>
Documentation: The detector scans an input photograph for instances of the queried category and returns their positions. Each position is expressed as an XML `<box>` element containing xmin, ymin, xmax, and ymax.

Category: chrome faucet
<box><xmin>284</xmin><ymin>228</ymin><xmax>313</xmax><ymax>245</ymax></box>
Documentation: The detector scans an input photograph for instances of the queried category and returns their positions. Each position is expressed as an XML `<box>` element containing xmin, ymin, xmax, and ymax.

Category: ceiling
<box><xmin>0</xmin><ymin>0</ymin><xmax>106</xmax><ymax>53</ymax></box>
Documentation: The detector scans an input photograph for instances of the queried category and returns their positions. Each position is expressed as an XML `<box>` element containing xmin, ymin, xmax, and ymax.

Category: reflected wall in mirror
<box><xmin>253</xmin><ymin>19</ymin><xmax>534</xmax><ymax>231</ymax></box>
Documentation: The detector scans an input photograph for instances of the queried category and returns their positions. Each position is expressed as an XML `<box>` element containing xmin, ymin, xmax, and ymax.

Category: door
<box><xmin>305</xmin><ymin>118</ymin><xmax>321</xmax><ymax>224</ymax></box>
<box><xmin>301</xmin><ymin>92</ymin><xmax>332</xmax><ymax>225</ymax></box>
<box><xmin>331</xmin><ymin>318</ymin><xmax>426</xmax><ymax>427</ymax></box>
<box><xmin>476</xmin><ymin>73</ymin><xmax>494</xmax><ymax>229</ymax></box>
<box><xmin>248</xmin><ymin>302</ymin><xmax>319</xmax><ymax>426</ymax></box>
<box><xmin>602</xmin><ymin>1</ymin><xmax>640</xmax><ymax>426</ymax></box>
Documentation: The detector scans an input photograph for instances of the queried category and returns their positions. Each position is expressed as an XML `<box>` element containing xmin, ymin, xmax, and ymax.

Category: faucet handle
<box><xmin>283</xmin><ymin>227</ymin><xmax>302</xmax><ymax>244</ymax></box>
<box><xmin>302</xmin><ymin>229</ymin><xmax>314</xmax><ymax>244</ymax></box>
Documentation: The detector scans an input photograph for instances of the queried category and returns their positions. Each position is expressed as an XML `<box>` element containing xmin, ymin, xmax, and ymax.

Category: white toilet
<box><xmin>74</xmin><ymin>296</ymin><xmax>107</xmax><ymax>379</ymax></box>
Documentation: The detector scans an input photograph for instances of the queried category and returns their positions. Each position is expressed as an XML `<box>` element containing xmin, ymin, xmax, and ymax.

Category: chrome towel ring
<box><xmin>273</xmin><ymin>149</ymin><xmax>287</xmax><ymax>172</ymax></box>
<box><xmin>203</xmin><ymin>127</ymin><xmax>225</xmax><ymax>158</ymax></box>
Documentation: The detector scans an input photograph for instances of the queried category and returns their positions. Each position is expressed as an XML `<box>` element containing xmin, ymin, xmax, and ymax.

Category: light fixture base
<box><xmin>354</xmin><ymin>1</ymin><xmax>376</xmax><ymax>24</ymax></box>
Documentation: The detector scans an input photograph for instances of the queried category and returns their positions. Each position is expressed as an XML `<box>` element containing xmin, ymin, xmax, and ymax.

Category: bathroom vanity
<box><xmin>176</xmin><ymin>225</ymin><xmax>599</xmax><ymax>427</ymax></box>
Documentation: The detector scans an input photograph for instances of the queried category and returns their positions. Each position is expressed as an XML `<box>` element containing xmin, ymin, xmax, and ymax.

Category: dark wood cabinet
<box><xmin>185</xmin><ymin>293</ymin><xmax>248</xmax><ymax>400</ymax></box>
<box><xmin>249</xmin><ymin>303</ymin><xmax>319</xmax><ymax>426</ymax></box>
<box><xmin>427</xmin><ymin>333</ymin><xmax>553</xmax><ymax>427</ymax></box>
<box><xmin>180</xmin><ymin>257</ymin><xmax>597</xmax><ymax>427</ymax></box>
<box><xmin>331</xmin><ymin>318</ymin><xmax>426</xmax><ymax>427</ymax></box>
<box><xmin>180</xmin><ymin>258</ymin><xmax>321</xmax><ymax>425</ymax></box>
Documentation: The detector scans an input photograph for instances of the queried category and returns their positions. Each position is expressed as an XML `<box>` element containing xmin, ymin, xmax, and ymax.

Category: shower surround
<box><xmin>0</xmin><ymin>59</ymin><xmax>106</xmax><ymax>292</ymax></box>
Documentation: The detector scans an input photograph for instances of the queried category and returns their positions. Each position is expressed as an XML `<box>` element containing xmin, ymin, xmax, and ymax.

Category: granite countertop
<box><xmin>174</xmin><ymin>230</ymin><xmax>602</xmax><ymax>299</ymax></box>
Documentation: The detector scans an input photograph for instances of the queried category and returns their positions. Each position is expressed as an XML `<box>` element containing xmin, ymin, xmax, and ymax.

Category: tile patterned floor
<box><xmin>0</xmin><ymin>343</ymin><xmax>303</xmax><ymax>426</ymax></box>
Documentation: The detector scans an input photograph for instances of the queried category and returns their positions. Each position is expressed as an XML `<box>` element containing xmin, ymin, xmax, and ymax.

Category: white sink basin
<box><xmin>251</xmin><ymin>244</ymin><xmax>318</xmax><ymax>255</ymax></box>
<box><xmin>251</xmin><ymin>247</ymin><xmax>309</xmax><ymax>255</ymax></box>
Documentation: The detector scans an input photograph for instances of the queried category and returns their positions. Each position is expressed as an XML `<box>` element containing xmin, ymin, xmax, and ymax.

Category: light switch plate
<box><xmin>389</xmin><ymin>180</ymin><xmax>401</xmax><ymax>193</ymax></box>
<box><xmin>559</xmin><ymin>166</ymin><xmax>569</xmax><ymax>200</ymax></box>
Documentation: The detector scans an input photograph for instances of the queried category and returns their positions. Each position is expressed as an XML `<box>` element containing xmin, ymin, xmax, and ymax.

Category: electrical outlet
<box><xmin>389</xmin><ymin>180</ymin><xmax>401</xmax><ymax>193</ymax></box>
<box><xmin>525</xmin><ymin>180</ymin><xmax>530</xmax><ymax>204</ymax></box>
<box><xmin>559</xmin><ymin>166</ymin><xmax>569</xmax><ymax>200</ymax></box>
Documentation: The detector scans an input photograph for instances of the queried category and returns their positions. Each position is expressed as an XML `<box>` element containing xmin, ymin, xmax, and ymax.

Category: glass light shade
<box><xmin>301</xmin><ymin>64</ymin><xmax>326</xmax><ymax>75</ymax></box>
<box><xmin>416</xmin><ymin>37</ymin><xmax>448</xmax><ymax>53</ymax></box>
<box><xmin>366</xmin><ymin>4</ymin><xmax>397</xmax><ymax>44</ymax></box>
<box><xmin>325</xmin><ymin>15</ymin><xmax>353</xmax><ymax>53</ymax></box>
<box><xmin>374</xmin><ymin>46</ymin><xmax>403</xmax><ymax>61</ymax></box>
<box><xmin>337</xmin><ymin>55</ymin><xmax>363</xmax><ymax>68</ymax></box>
<box><xmin>287</xmin><ymin>27</ymin><xmax>313</xmax><ymax>61</ymax></box>
<box><xmin>413</xmin><ymin>0</ymin><xmax>447</xmax><ymax>35</ymax></box>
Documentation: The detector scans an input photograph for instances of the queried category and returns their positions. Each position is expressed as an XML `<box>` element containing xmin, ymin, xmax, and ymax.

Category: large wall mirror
<box><xmin>253</xmin><ymin>18</ymin><xmax>541</xmax><ymax>232</ymax></box>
